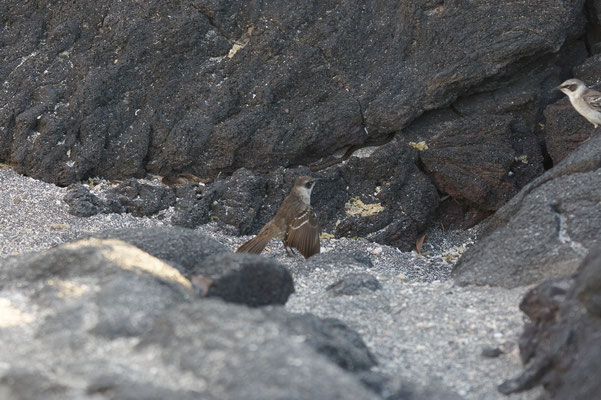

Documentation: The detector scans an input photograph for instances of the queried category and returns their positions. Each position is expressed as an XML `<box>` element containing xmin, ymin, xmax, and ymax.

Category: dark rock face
<box><xmin>171</xmin><ymin>153</ymin><xmax>439</xmax><ymax>250</ymax></box>
<box><xmin>419</xmin><ymin>115</ymin><xmax>517</xmax><ymax>211</ymax></box>
<box><xmin>0</xmin><ymin>239</ymin><xmax>380</xmax><ymax>400</ymax></box>
<box><xmin>170</xmin><ymin>181</ymin><xmax>213</xmax><ymax>228</ymax></box>
<box><xmin>63</xmin><ymin>184</ymin><xmax>105</xmax><ymax>217</ymax></box>
<box><xmin>453</xmin><ymin>133</ymin><xmax>601</xmax><ymax>288</ymax></box>
<box><xmin>208</xmin><ymin>168</ymin><xmax>267</xmax><ymax>234</ymax></box>
<box><xmin>64</xmin><ymin>178</ymin><xmax>176</xmax><ymax>217</ymax></box>
<box><xmin>0</xmin><ymin>1</ymin><xmax>586</xmax><ymax>187</ymax></box>
<box><xmin>334</xmin><ymin>138</ymin><xmax>440</xmax><ymax>250</ymax></box>
<box><xmin>544</xmin><ymin>99</ymin><xmax>595</xmax><ymax>164</ymax></box>
<box><xmin>13</xmin><ymin>0</ymin><xmax>592</xmax><ymax>249</ymax></box>
<box><xmin>499</xmin><ymin>249</ymin><xmax>601</xmax><ymax>399</ymax></box>
<box><xmin>108</xmin><ymin>178</ymin><xmax>176</xmax><ymax>217</ymax></box>
<box><xmin>327</xmin><ymin>273</ymin><xmax>382</xmax><ymax>296</ymax></box>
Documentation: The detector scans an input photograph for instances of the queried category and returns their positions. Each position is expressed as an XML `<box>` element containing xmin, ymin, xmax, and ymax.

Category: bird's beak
<box><xmin>554</xmin><ymin>85</ymin><xmax>562</xmax><ymax>92</ymax></box>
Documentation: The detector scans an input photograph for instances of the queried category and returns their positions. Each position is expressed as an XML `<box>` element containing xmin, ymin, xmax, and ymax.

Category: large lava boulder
<box><xmin>0</xmin><ymin>0</ymin><xmax>586</xmax><ymax>185</ymax></box>
<box><xmin>453</xmin><ymin>132</ymin><xmax>601</xmax><ymax>288</ymax></box>
<box><xmin>499</xmin><ymin>249</ymin><xmax>601</xmax><ymax>399</ymax></box>
<box><xmin>0</xmin><ymin>239</ymin><xmax>381</xmax><ymax>400</ymax></box>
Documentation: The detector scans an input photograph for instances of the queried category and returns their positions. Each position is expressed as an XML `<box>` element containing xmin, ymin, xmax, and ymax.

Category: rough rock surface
<box><xmin>6</xmin><ymin>1</ymin><xmax>593</xmax><ymax>251</ymax></box>
<box><xmin>419</xmin><ymin>114</ymin><xmax>517</xmax><ymax>211</ymax></box>
<box><xmin>63</xmin><ymin>183</ymin><xmax>107</xmax><ymax>217</ymax></box>
<box><xmin>171</xmin><ymin>155</ymin><xmax>439</xmax><ymax>250</ymax></box>
<box><xmin>0</xmin><ymin>0</ymin><xmax>586</xmax><ymax>187</ymax></box>
<box><xmin>543</xmin><ymin>99</ymin><xmax>596</xmax><ymax>165</ymax></box>
<box><xmin>64</xmin><ymin>178</ymin><xmax>176</xmax><ymax>217</ymax></box>
<box><xmin>0</xmin><ymin>238</ymin><xmax>381</xmax><ymax>400</ymax></box>
<box><xmin>87</xmin><ymin>227</ymin><xmax>296</xmax><ymax>307</ymax></box>
<box><xmin>453</xmin><ymin>133</ymin><xmax>601</xmax><ymax>288</ymax></box>
<box><xmin>107</xmin><ymin>178</ymin><xmax>176</xmax><ymax>217</ymax></box>
<box><xmin>333</xmin><ymin>138</ymin><xmax>440</xmax><ymax>250</ymax></box>
<box><xmin>194</xmin><ymin>252</ymin><xmax>295</xmax><ymax>307</ymax></box>
<box><xmin>499</xmin><ymin>249</ymin><xmax>601</xmax><ymax>399</ymax></box>
<box><xmin>87</xmin><ymin>225</ymin><xmax>229</xmax><ymax>271</ymax></box>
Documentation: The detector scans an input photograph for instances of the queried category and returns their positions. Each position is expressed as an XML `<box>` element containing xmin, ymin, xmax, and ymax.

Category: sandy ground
<box><xmin>0</xmin><ymin>166</ymin><xmax>542</xmax><ymax>399</ymax></box>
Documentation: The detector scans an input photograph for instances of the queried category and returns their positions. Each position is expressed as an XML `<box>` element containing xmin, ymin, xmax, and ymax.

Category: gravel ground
<box><xmin>0</xmin><ymin>166</ymin><xmax>541</xmax><ymax>399</ymax></box>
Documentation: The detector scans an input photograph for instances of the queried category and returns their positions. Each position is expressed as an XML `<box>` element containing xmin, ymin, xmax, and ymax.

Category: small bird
<box><xmin>557</xmin><ymin>78</ymin><xmax>601</xmax><ymax>128</ymax></box>
<box><xmin>236</xmin><ymin>176</ymin><xmax>321</xmax><ymax>258</ymax></box>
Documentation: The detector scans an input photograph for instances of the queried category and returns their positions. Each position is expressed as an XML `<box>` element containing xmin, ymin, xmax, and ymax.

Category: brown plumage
<box><xmin>236</xmin><ymin>176</ymin><xmax>321</xmax><ymax>258</ymax></box>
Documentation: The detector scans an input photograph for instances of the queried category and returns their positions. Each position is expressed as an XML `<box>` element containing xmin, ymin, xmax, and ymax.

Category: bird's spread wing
<box><xmin>285</xmin><ymin>207</ymin><xmax>320</xmax><ymax>258</ymax></box>
<box><xmin>583</xmin><ymin>89</ymin><xmax>601</xmax><ymax>112</ymax></box>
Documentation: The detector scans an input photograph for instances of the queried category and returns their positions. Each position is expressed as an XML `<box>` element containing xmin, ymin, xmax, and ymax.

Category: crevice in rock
<box><xmin>541</xmin><ymin>137</ymin><xmax>554</xmax><ymax>170</ymax></box>
<box><xmin>191</xmin><ymin>4</ymin><xmax>238</xmax><ymax>44</ymax></box>
<box><xmin>449</xmin><ymin>103</ymin><xmax>465</xmax><ymax>118</ymax></box>
<box><xmin>584</xmin><ymin>0</ymin><xmax>601</xmax><ymax>55</ymax></box>
<box><xmin>307</xmin><ymin>131</ymin><xmax>397</xmax><ymax>172</ymax></box>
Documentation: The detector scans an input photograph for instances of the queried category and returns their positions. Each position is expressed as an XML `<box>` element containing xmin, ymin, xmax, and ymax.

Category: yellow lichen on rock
<box><xmin>345</xmin><ymin>197</ymin><xmax>384</xmax><ymax>217</ymax></box>
<box><xmin>515</xmin><ymin>155</ymin><xmax>528</xmax><ymax>164</ymax></box>
<box><xmin>408</xmin><ymin>141</ymin><xmax>429</xmax><ymax>151</ymax></box>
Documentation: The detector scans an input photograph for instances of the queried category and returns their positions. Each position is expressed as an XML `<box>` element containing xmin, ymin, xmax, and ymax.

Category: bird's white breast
<box><xmin>570</xmin><ymin>96</ymin><xmax>601</xmax><ymax>125</ymax></box>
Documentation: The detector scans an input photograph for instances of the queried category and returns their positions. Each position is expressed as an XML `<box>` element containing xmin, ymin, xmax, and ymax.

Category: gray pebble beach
<box><xmin>0</xmin><ymin>166</ymin><xmax>540</xmax><ymax>399</ymax></box>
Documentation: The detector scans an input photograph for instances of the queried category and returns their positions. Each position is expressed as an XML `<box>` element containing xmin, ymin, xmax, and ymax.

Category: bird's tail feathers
<box><xmin>236</xmin><ymin>232</ymin><xmax>270</xmax><ymax>255</ymax></box>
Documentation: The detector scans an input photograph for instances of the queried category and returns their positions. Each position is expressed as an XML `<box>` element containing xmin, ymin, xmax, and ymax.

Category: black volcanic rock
<box><xmin>499</xmin><ymin>250</ymin><xmax>601</xmax><ymax>399</ymax></box>
<box><xmin>335</xmin><ymin>137</ymin><xmax>440</xmax><ymax>251</ymax></box>
<box><xmin>63</xmin><ymin>184</ymin><xmax>103</xmax><ymax>217</ymax></box>
<box><xmin>195</xmin><ymin>253</ymin><xmax>295</xmax><ymax>307</ymax></box>
<box><xmin>419</xmin><ymin>115</ymin><xmax>517</xmax><ymax>211</ymax></box>
<box><xmin>543</xmin><ymin>98</ymin><xmax>594</xmax><ymax>165</ymax></box>
<box><xmin>4</xmin><ymin>0</ymin><xmax>594</xmax><ymax>251</ymax></box>
<box><xmin>64</xmin><ymin>179</ymin><xmax>175</xmax><ymax>217</ymax></box>
<box><xmin>453</xmin><ymin>133</ymin><xmax>601</xmax><ymax>288</ymax></box>
<box><xmin>108</xmin><ymin>178</ymin><xmax>176</xmax><ymax>217</ymax></box>
<box><xmin>0</xmin><ymin>0</ymin><xmax>587</xmax><ymax>186</ymax></box>
<box><xmin>208</xmin><ymin>168</ymin><xmax>267</xmax><ymax>235</ymax></box>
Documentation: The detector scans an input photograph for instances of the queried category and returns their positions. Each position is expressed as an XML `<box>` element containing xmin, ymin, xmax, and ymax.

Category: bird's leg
<box><xmin>282</xmin><ymin>240</ymin><xmax>294</xmax><ymax>257</ymax></box>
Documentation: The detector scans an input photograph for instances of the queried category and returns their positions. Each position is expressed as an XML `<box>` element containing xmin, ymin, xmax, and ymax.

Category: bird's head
<box><xmin>556</xmin><ymin>78</ymin><xmax>587</xmax><ymax>97</ymax></box>
<box><xmin>293</xmin><ymin>176</ymin><xmax>320</xmax><ymax>203</ymax></box>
